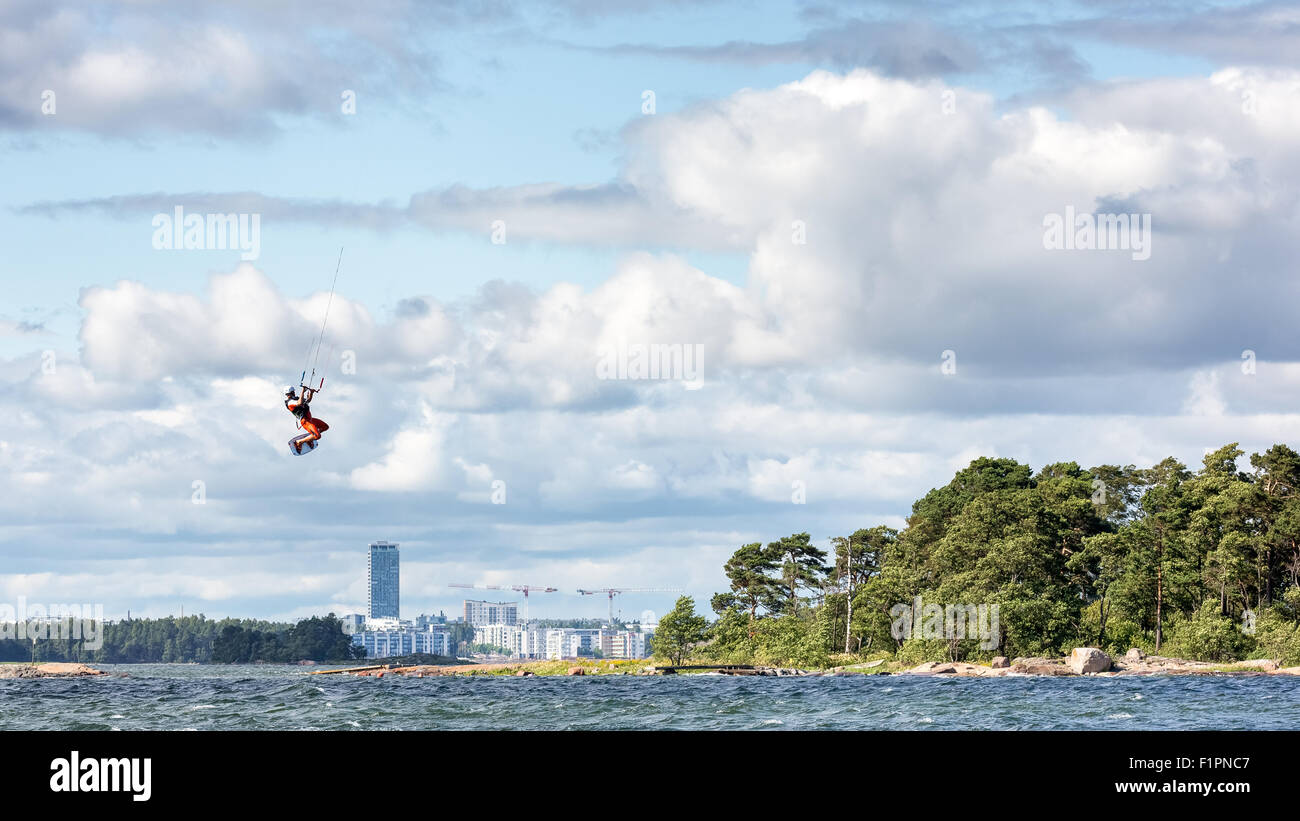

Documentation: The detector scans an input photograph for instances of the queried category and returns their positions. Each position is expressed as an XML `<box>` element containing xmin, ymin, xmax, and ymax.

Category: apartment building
<box><xmin>463</xmin><ymin>599</ymin><xmax>519</xmax><ymax>627</ymax></box>
<box><xmin>352</xmin><ymin>626</ymin><xmax>455</xmax><ymax>659</ymax></box>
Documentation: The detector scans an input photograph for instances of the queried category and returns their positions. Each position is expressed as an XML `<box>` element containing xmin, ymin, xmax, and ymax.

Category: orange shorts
<box><xmin>302</xmin><ymin>418</ymin><xmax>329</xmax><ymax>435</ymax></box>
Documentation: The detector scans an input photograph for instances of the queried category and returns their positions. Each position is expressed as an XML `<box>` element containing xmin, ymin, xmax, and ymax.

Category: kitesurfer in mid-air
<box><xmin>285</xmin><ymin>385</ymin><xmax>329</xmax><ymax>453</ymax></box>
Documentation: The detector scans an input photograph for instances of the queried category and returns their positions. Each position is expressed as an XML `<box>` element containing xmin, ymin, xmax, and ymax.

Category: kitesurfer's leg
<box><xmin>300</xmin><ymin>418</ymin><xmax>323</xmax><ymax>444</ymax></box>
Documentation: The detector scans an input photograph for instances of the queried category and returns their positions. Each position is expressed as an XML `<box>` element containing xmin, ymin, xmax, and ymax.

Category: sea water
<box><xmin>3</xmin><ymin>664</ymin><xmax>1298</xmax><ymax>730</ymax></box>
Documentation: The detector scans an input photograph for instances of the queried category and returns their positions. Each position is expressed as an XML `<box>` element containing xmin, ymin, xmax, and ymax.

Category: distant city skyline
<box><xmin>347</xmin><ymin>539</ymin><xmax>656</xmax><ymax>660</ymax></box>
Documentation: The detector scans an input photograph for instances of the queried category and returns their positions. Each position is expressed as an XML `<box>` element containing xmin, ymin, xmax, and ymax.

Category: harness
<box><xmin>285</xmin><ymin>397</ymin><xmax>310</xmax><ymax>420</ymax></box>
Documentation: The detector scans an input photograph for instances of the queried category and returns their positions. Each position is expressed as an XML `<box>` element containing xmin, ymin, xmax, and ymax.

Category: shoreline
<box><xmin>305</xmin><ymin>648</ymin><xmax>1300</xmax><ymax>679</ymax></box>
<box><xmin>9</xmin><ymin>649</ymin><xmax>1300</xmax><ymax>680</ymax></box>
<box><xmin>901</xmin><ymin>655</ymin><xmax>1300</xmax><ymax>678</ymax></box>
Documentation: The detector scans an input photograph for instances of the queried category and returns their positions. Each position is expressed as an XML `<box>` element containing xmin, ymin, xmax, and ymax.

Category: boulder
<box><xmin>904</xmin><ymin>661</ymin><xmax>946</xmax><ymax>675</ymax></box>
<box><xmin>1125</xmin><ymin>648</ymin><xmax>1145</xmax><ymax>662</ymax></box>
<box><xmin>905</xmin><ymin>661</ymin><xmax>991</xmax><ymax>676</ymax></box>
<box><xmin>567</xmin><ymin>666</ymin><xmax>585</xmax><ymax>676</ymax></box>
<box><xmin>991</xmin><ymin>656</ymin><xmax>1009</xmax><ymax>669</ymax></box>
<box><xmin>1232</xmin><ymin>659</ymin><xmax>1278</xmax><ymax>672</ymax></box>
<box><xmin>1011</xmin><ymin>657</ymin><xmax>1073</xmax><ymax>676</ymax></box>
<box><xmin>1069</xmin><ymin>647</ymin><xmax>1112</xmax><ymax>674</ymax></box>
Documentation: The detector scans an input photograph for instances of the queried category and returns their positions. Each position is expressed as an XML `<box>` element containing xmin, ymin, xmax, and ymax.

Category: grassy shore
<box><xmin>374</xmin><ymin>654</ymin><xmax>907</xmax><ymax>677</ymax></box>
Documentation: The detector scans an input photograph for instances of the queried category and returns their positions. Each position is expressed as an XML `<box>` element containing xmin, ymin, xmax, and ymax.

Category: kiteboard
<box><xmin>288</xmin><ymin>434</ymin><xmax>319</xmax><ymax>456</ymax></box>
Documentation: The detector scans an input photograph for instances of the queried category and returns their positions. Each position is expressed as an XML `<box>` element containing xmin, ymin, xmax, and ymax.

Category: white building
<box><xmin>352</xmin><ymin>626</ymin><xmax>455</xmax><ymax>659</ymax></box>
<box><xmin>520</xmin><ymin>626</ymin><xmax>548</xmax><ymax>659</ymax></box>
<box><xmin>545</xmin><ymin>628</ymin><xmax>650</xmax><ymax>660</ymax></box>
<box><xmin>466</xmin><ymin>624</ymin><xmax>652</xmax><ymax>660</ymax></box>
<box><xmin>473</xmin><ymin>623</ymin><xmax>523</xmax><ymax>655</ymax></box>
<box><xmin>463</xmin><ymin>600</ymin><xmax>519</xmax><ymax>627</ymax></box>
<box><xmin>470</xmin><ymin>624</ymin><xmax>558</xmax><ymax>659</ymax></box>
<box><xmin>602</xmin><ymin>631</ymin><xmax>649</xmax><ymax>660</ymax></box>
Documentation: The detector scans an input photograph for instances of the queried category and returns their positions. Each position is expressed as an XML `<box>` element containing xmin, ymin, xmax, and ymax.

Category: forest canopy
<box><xmin>694</xmin><ymin>444</ymin><xmax>1300</xmax><ymax>668</ymax></box>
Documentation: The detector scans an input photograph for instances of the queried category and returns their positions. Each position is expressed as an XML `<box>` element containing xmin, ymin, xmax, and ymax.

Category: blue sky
<box><xmin>2</xmin><ymin>0</ymin><xmax>1299</xmax><ymax>622</ymax></box>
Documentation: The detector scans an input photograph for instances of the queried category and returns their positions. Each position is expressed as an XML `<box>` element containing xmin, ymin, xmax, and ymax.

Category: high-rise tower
<box><xmin>367</xmin><ymin>541</ymin><xmax>400</xmax><ymax>619</ymax></box>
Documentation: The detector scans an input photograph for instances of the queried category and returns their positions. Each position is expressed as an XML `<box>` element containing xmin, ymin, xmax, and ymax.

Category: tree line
<box><xmin>653</xmin><ymin>444</ymin><xmax>1300</xmax><ymax>668</ymax></box>
<box><xmin>0</xmin><ymin>614</ymin><xmax>364</xmax><ymax>664</ymax></box>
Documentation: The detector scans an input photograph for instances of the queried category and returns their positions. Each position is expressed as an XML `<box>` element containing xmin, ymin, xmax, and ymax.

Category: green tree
<box><xmin>722</xmin><ymin>542</ymin><xmax>782</xmax><ymax>627</ymax></box>
<box><xmin>654</xmin><ymin>596</ymin><xmax>707</xmax><ymax>666</ymax></box>
<box><xmin>768</xmin><ymin>532</ymin><xmax>829</xmax><ymax>616</ymax></box>
<box><xmin>1139</xmin><ymin>457</ymin><xmax>1192</xmax><ymax>651</ymax></box>
<box><xmin>1250</xmin><ymin>444</ymin><xmax>1300</xmax><ymax>604</ymax></box>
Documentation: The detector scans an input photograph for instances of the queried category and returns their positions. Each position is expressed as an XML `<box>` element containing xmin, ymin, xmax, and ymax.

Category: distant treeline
<box><xmin>531</xmin><ymin>618</ymin><xmax>632</xmax><ymax>630</ymax></box>
<box><xmin>0</xmin><ymin>614</ymin><xmax>364</xmax><ymax>664</ymax></box>
<box><xmin>654</xmin><ymin>444</ymin><xmax>1300</xmax><ymax>668</ymax></box>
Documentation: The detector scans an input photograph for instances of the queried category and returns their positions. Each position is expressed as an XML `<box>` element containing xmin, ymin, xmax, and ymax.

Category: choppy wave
<box><xmin>1</xmin><ymin>665</ymin><xmax>1298</xmax><ymax>730</ymax></box>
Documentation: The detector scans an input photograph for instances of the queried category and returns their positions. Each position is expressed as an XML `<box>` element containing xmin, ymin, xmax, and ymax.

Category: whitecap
<box><xmin>1106</xmin><ymin>713</ymin><xmax>1134</xmax><ymax>720</ymax></box>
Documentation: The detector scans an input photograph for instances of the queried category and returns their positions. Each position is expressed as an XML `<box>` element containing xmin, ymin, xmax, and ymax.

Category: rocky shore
<box><xmin>5</xmin><ymin>654</ymin><xmax>1296</xmax><ymax>680</ymax></box>
<box><xmin>0</xmin><ymin>663</ymin><xmax>107</xmax><ymax>679</ymax></box>
<box><xmin>901</xmin><ymin>647</ymin><xmax>1300</xmax><ymax>678</ymax></box>
<box><xmin>308</xmin><ymin>649</ymin><xmax>1300</xmax><ymax>680</ymax></box>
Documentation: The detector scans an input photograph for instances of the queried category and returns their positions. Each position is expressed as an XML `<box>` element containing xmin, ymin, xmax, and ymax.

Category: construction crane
<box><xmin>576</xmin><ymin>587</ymin><xmax>683</xmax><ymax>626</ymax></box>
<box><xmin>449</xmin><ymin>583</ymin><xmax>558</xmax><ymax>622</ymax></box>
